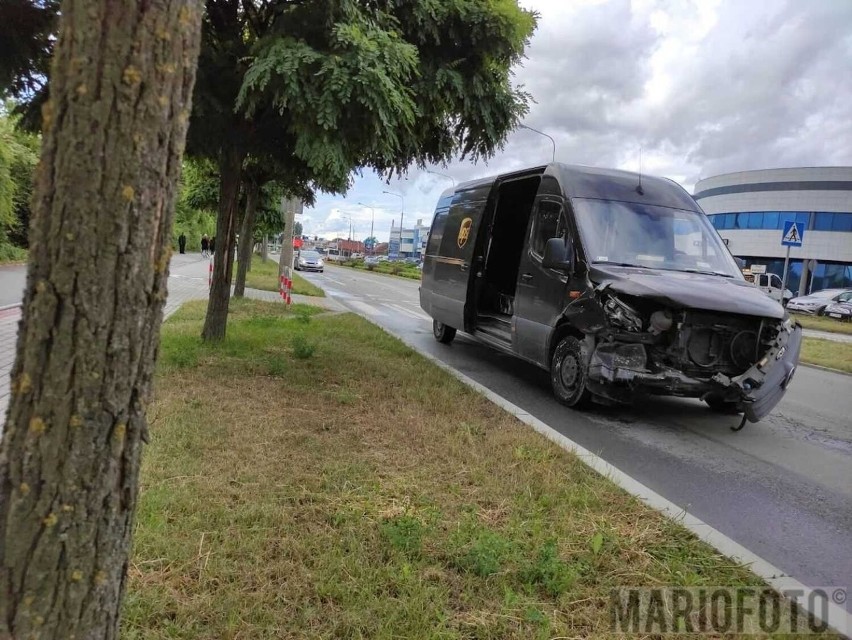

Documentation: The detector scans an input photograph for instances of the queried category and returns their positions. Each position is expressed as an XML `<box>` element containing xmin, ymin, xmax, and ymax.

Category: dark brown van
<box><xmin>419</xmin><ymin>163</ymin><xmax>801</xmax><ymax>426</ymax></box>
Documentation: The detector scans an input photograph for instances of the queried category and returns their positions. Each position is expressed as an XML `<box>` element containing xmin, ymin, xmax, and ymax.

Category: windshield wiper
<box><xmin>658</xmin><ymin>267</ymin><xmax>734</xmax><ymax>278</ymax></box>
<box><xmin>595</xmin><ymin>262</ymin><xmax>653</xmax><ymax>269</ymax></box>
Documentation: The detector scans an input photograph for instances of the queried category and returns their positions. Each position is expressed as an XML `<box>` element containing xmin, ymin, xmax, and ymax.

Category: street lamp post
<box><xmin>518</xmin><ymin>124</ymin><xmax>556</xmax><ymax>162</ymax></box>
<box><xmin>357</xmin><ymin>202</ymin><xmax>375</xmax><ymax>255</ymax></box>
<box><xmin>426</xmin><ymin>169</ymin><xmax>455</xmax><ymax>186</ymax></box>
<box><xmin>383</xmin><ymin>190</ymin><xmax>404</xmax><ymax>258</ymax></box>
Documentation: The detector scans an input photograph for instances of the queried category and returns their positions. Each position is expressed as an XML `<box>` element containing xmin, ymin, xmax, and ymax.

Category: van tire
<box><xmin>551</xmin><ymin>336</ymin><xmax>591</xmax><ymax>408</ymax></box>
<box><xmin>433</xmin><ymin>320</ymin><xmax>456</xmax><ymax>344</ymax></box>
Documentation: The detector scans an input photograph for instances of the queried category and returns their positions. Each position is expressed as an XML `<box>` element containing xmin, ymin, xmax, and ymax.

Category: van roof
<box><xmin>449</xmin><ymin>162</ymin><xmax>698</xmax><ymax>211</ymax></box>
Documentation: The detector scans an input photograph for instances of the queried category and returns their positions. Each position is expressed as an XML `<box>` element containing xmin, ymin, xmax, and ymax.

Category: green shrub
<box><xmin>380</xmin><ymin>515</ymin><xmax>426</xmax><ymax>557</ymax></box>
<box><xmin>291</xmin><ymin>334</ymin><xmax>316</xmax><ymax>359</ymax></box>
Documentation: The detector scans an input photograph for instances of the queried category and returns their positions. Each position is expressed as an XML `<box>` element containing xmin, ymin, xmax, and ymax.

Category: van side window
<box><xmin>530</xmin><ymin>200</ymin><xmax>564</xmax><ymax>257</ymax></box>
<box><xmin>427</xmin><ymin>208</ymin><xmax>449</xmax><ymax>254</ymax></box>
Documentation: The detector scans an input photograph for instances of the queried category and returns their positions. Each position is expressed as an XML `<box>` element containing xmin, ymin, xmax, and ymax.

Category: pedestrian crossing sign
<box><xmin>781</xmin><ymin>221</ymin><xmax>804</xmax><ymax>247</ymax></box>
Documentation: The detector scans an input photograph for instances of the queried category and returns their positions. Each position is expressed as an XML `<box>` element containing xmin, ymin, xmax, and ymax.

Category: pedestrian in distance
<box><xmin>178</xmin><ymin>232</ymin><xmax>187</xmax><ymax>254</ymax></box>
<box><xmin>201</xmin><ymin>234</ymin><xmax>209</xmax><ymax>258</ymax></box>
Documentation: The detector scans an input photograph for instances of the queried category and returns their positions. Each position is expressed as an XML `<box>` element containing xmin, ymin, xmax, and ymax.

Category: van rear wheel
<box><xmin>551</xmin><ymin>336</ymin><xmax>591</xmax><ymax>408</ymax></box>
<box><xmin>433</xmin><ymin>320</ymin><xmax>456</xmax><ymax>344</ymax></box>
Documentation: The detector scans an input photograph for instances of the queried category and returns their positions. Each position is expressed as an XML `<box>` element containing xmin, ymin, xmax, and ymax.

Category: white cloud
<box><xmin>305</xmin><ymin>0</ymin><xmax>852</xmax><ymax>241</ymax></box>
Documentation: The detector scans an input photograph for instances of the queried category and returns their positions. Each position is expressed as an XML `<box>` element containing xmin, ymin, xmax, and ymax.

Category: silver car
<box><xmin>824</xmin><ymin>299</ymin><xmax>852</xmax><ymax>321</ymax></box>
<box><xmin>786</xmin><ymin>288</ymin><xmax>852</xmax><ymax>315</ymax></box>
<box><xmin>295</xmin><ymin>250</ymin><xmax>324</xmax><ymax>272</ymax></box>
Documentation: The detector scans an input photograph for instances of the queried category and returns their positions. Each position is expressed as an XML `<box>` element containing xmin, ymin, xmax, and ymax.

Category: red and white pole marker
<box><xmin>279</xmin><ymin>274</ymin><xmax>286</xmax><ymax>301</ymax></box>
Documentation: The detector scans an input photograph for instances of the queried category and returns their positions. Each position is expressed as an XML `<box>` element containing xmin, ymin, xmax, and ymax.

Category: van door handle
<box><xmin>521</xmin><ymin>273</ymin><xmax>533</xmax><ymax>282</ymax></box>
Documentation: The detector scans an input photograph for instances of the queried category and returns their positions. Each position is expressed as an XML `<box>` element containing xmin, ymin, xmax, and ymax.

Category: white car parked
<box><xmin>786</xmin><ymin>288</ymin><xmax>852</xmax><ymax>315</ymax></box>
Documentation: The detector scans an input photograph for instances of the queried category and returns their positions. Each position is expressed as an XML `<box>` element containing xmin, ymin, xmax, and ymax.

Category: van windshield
<box><xmin>573</xmin><ymin>198</ymin><xmax>742</xmax><ymax>278</ymax></box>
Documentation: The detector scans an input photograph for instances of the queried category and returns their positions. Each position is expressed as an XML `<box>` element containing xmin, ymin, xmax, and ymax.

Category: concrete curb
<box><xmin>800</xmin><ymin>362</ymin><xmax>851</xmax><ymax>377</ymax></box>
<box><xmin>310</xmin><ymin>275</ymin><xmax>851</xmax><ymax>636</ymax></box>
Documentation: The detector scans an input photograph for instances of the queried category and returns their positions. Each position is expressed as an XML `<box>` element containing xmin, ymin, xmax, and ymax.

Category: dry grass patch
<box><xmin>801</xmin><ymin>338</ymin><xmax>852</xmax><ymax>373</ymax></box>
<box><xmin>124</xmin><ymin>300</ymin><xmax>825</xmax><ymax>638</ymax></box>
<box><xmin>795</xmin><ymin>314</ymin><xmax>852</xmax><ymax>335</ymax></box>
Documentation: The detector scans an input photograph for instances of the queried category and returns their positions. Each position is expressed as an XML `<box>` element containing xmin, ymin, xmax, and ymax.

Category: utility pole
<box><xmin>358</xmin><ymin>202</ymin><xmax>376</xmax><ymax>255</ymax></box>
<box><xmin>279</xmin><ymin>196</ymin><xmax>301</xmax><ymax>277</ymax></box>
<box><xmin>383</xmin><ymin>190</ymin><xmax>404</xmax><ymax>258</ymax></box>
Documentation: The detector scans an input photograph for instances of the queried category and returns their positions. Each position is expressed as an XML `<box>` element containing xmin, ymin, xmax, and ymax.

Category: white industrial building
<box><xmin>389</xmin><ymin>218</ymin><xmax>430</xmax><ymax>259</ymax></box>
<box><xmin>694</xmin><ymin>167</ymin><xmax>852</xmax><ymax>296</ymax></box>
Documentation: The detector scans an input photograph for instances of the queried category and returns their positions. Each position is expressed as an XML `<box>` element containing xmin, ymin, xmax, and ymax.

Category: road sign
<box><xmin>750</xmin><ymin>264</ymin><xmax>766</xmax><ymax>274</ymax></box>
<box><xmin>781</xmin><ymin>221</ymin><xmax>804</xmax><ymax>247</ymax></box>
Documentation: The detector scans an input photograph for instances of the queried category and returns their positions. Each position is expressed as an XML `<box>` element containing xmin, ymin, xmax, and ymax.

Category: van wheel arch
<box><xmin>548</xmin><ymin>321</ymin><xmax>585</xmax><ymax>364</ymax></box>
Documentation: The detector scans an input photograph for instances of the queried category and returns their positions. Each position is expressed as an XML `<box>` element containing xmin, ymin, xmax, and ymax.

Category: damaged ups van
<box><xmin>419</xmin><ymin>164</ymin><xmax>802</xmax><ymax>425</ymax></box>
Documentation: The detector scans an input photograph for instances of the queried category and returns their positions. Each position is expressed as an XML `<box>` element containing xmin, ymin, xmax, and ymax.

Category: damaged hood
<box><xmin>590</xmin><ymin>264</ymin><xmax>785</xmax><ymax>319</ymax></box>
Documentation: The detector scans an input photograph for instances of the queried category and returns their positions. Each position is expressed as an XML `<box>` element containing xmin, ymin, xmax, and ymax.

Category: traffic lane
<box><xmin>303</xmin><ymin>267</ymin><xmax>852</xmax><ymax>605</ymax></box>
<box><xmin>0</xmin><ymin>264</ymin><xmax>27</xmax><ymax>307</ymax></box>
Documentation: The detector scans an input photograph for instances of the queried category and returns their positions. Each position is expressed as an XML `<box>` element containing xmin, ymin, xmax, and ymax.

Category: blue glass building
<box><xmin>694</xmin><ymin>167</ymin><xmax>852</xmax><ymax>294</ymax></box>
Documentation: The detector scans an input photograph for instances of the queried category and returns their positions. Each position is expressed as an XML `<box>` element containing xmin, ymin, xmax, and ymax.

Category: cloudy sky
<box><xmin>302</xmin><ymin>0</ymin><xmax>852</xmax><ymax>242</ymax></box>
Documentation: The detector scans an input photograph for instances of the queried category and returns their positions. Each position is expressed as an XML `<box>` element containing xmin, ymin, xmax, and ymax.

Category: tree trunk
<box><xmin>0</xmin><ymin>1</ymin><xmax>202</xmax><ymax>638</ymax></box>
<box><xmin>201</xmin><ymin>145</ymin><xmax>243</xmax><ymax>340</ymax></box>
<box><xmin>233</xmin><ymin>180</ymin><xmax>260</xmax><ymax>297</ymax></box>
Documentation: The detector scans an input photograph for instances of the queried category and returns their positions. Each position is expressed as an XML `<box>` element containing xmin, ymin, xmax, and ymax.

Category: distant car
<box><xmin>786</xmin><ymin>289</ymin><xmax>852</xmax><ymax>315</ymax></box>
<box><xmin>824</xmin><ymin>300</ymin><xmax>852</xmax><ymax>321</ymax></box>
<box><xmin>295</xmin><ymin>250</ymin><xmax>324</xmax><ymax>272</ymax></box>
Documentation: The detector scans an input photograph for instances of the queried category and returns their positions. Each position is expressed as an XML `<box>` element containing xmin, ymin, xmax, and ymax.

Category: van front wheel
<box><xmin>433</xmin><ymin>320</ymin><xmax>456</xmax><ymax>344</ymax></box>
<box><xmin>551</xmin><ymin>336</ymin><xmax>591</xmax><ymax>408</ymax></box>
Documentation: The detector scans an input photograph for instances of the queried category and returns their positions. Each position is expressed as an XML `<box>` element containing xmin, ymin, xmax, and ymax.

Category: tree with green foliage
<box><xmin>234</xmin><ymin>164</ymin><xmax>287</xmax><ymax>297</ymax></box>
<box><xmin>0</xmin><ymin>0</ymin><xmax>57</xmax><ymax>108</ymax></box>
<box><xmin>0</xmin><ymin>107</ymin><xmax>39</xmax><ymax>260</ymax></box>
<box><xmin>193</xmin><ymin>0</ymin><xmax>537</xmax><ymax>341</ymax></box>
<box><xmin>173</xmin><ymin>158</ymin><xmax>219</xmax><ymax>252</ymax></box>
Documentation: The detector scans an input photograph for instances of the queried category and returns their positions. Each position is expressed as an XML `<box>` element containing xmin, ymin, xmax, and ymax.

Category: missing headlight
<box><xmin>604</xmin><ymin>296</ymin><xmax>644</xmax><ymax>332</ymax></box>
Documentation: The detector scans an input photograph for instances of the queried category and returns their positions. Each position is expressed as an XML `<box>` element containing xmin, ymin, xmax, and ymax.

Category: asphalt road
<box><xmin>304</xmin><ymin>264</ymin><xmax>852</xmax><ymax>610</ymax></box>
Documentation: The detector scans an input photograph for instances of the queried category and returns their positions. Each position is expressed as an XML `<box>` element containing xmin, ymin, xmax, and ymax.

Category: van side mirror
<box><xmin>542</xmin><ymin>237</ymin><xmax>574</xmax><ymax>272</ymax></box>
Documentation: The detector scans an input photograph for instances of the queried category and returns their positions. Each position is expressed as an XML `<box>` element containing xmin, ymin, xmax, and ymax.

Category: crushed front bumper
<box><xmin>712</xmin><ymin>322</ymin><xmax>802</xmax><ymax>423</ymax></box>
<box><xmin>587</xmin><ymin>321</ymin><xmax>802</xmax><ymax>423</ymax></box>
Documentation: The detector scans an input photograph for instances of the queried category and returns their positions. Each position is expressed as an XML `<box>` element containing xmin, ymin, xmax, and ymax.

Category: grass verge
<box><xmin>795</xmin><ymin>314</ymin><xmax>852</xmax><ymax>335</ymax></box>
<box><xmin>334</xmin><ymin>259</ymin><xmax>422</xmax><ymax>280</ymax></box>
<box><xmin>125</xmin><ymin>300</ymin><xmax>822</xmax><ymax>638</ymax></box>
<box><xmin>239</xmin><ymin>257</ymin><xmax>325</xmax><ymax>297</ymax></box>
<box><xmin>801</xmin><ymin>337</ymin><xmax>852</xmax><ymax>373</ymax></box>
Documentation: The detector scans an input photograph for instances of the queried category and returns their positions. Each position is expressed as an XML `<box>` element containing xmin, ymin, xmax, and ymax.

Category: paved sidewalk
<box><xmin>802</xmin><ymin>328</ymin><xmax>852</xmax><ymax>344</ymax></box>
<box><xmin>1</xmin><ymin>273</ymin><xmax>338</xmax><ymax>423</ymax></box>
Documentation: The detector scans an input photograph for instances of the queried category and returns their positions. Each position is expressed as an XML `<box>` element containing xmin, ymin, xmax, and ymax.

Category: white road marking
<box><xmin>347</xmin><ymin>300</ymin><xmax>385</xmax><ymax>317</ymax></box>
<box><xmin>384</xmin><ymin>303</ymin><xmax>425</xmax><ymax>320</ymax></box>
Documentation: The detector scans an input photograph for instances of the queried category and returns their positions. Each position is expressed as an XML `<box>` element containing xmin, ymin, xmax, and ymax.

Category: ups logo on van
<box><xmin>457</xmin><ymin>217</ymin><xmax>473</xmax><ymax>248</ymax></box>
